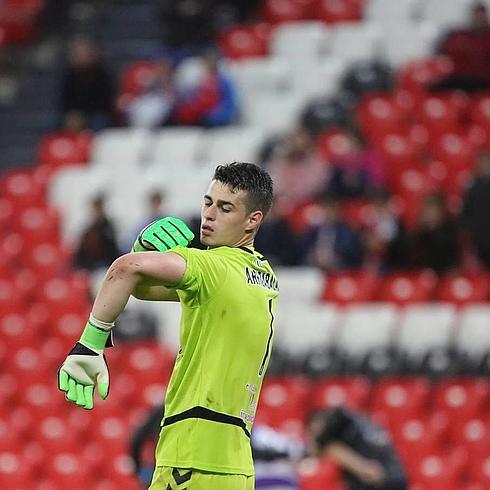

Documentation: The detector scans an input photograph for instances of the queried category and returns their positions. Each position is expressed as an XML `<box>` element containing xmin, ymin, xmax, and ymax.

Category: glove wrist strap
<box><xmin>80</xmin><ymin>320</ymin><xmax>113</xmax><ymax>351</ymax></box>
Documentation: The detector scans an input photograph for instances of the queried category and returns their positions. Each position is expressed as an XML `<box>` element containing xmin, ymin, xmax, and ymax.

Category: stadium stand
<box><xmin>2</xmin><ymin>0</ymin><xmax>490</xmax><ymax>488</ymax></box>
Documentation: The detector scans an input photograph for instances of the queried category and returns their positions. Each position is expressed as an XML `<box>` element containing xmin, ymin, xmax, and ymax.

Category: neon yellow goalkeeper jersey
<box><xmin>155</xmin><ymin>245</ymin><xmax>279</xmax><ymax>476</ymax></box>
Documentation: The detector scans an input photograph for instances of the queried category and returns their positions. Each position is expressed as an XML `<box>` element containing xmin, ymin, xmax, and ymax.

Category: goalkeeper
<box><xmin>58</xmin><ymin>162</ymin><xmax>278</xmax><ymax>490</ymax></box>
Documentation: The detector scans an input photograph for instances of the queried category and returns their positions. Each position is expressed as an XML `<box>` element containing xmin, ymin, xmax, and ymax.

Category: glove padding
<box><xmin>58</xmin><ymin>340</ymin><xmax>110</xmax><ymax>410</ymax></box>
<box><xmin>132</xmin><ymin>217</ymin><xmax>194</xmax><ymax>253</ymax></box>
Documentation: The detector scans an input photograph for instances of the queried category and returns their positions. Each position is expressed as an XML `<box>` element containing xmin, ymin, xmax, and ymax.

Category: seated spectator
<box><xmin>307</xmin><ymin>407</ymin><xmax>408</xmax><ymax>490</ymax></box>
<box><xmin>327</xmin><ymin>130</ymin><xmax>386</xmax><ymax>198</ymax></box>
<box><xmin>362</xmin><ymin>191</ymin><xmax>407</xmax><ymax>273</ymax></box>
<box><xmin>125</xmin><ymin>60</ymin><xmax>176</xmax><ymax>129</ymax></box>
<box><xmin>173</xmin><ymin>52</ymin><xmax>238</xmax><ymax>127</ymax></box>
<box><xmin>60</xmin><ymin>37</ymin><xmax>114</xmax><ymax>131</ymax></box>
<box><xmin>254</xmin><ymin>201</ymin><xmax>306</xmax><ymax>266</ymax></box>
<box><xmin>461</xmin><ymin>151</ymin><xmax>490</xmax><ymax>269</ymax></box>
<box><xmin>125</xmin><ymin>190</ymin><xmax>168</xmax><ymax>252</ymax></box>
<box><xmin>267</xmin><ymin>129</ymin><xmax>330</xmax><ymax>214</ymax></box>
<box><xmin>429</xmin><ymin>2</ymin><xmax>490</xmax><ymax>93</ymax></box>
<box><xmin>303</xmin><ymin>194</ymin><xmax>363</xmax><ymax>272</ymax></box>
<box><xmin>73</xmin><ymin>195</ymin><xmax>120</xmax><ymax>271</ymax></box>
<box><xmin>408</xmin><ymin>192</ymin><xmax>461</xmax><ymax>273</ymax></box>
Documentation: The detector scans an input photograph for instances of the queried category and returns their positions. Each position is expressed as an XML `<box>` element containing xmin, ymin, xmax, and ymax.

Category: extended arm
<box><xmin>325</xmin><ymin>442</ymin><xmax>385</xmax><ymax>485</ymax></box>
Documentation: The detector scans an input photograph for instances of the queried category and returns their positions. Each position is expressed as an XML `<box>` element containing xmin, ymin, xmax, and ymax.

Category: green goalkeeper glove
<box><xmin>132</xmin><ymin>216</ymin><xmax>194</xmax><ymax>252</ymax></box>
<box><xmin>58</xmin><ymin>320</ymin><xmax>112</xmax><ymax>410</ymax></box>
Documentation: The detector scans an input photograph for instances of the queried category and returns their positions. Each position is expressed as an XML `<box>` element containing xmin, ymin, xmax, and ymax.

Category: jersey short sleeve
<box><xmin>169</xmin><ymin>246</ymin><xmax>229</xmax><ymax>307</ymax></box>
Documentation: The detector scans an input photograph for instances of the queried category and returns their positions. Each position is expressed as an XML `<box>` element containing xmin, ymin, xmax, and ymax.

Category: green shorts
<box><xmin>148</xmin><ymin>466</ymin><xmax>254</xmax><ymax>490</ymax></box>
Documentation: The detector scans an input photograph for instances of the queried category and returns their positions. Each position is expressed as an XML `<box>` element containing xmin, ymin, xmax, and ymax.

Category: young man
<box><xmin>58</xmin><ymin>162</ymin><xmax>278</xmax><ymax>490</ymax></box>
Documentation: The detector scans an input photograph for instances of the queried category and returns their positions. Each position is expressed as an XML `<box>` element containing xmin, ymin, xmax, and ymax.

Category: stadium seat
<box><xmin>270</xmin><ymin>21</ymin><xmax>328</xmax><ymax>60</ymax></box>
<box><xmin>467</xmin><ymin>454</ymin><xmax>490</xmax><ymax>488</ymax></box>
<box><xmin>310</xmin><ymin>377</ymin><xmax>371</xmax><ymax>411</ymax></box>
<box><xmin>434</xmin><ymin>378</ymin><xmax>490</xmax><ymax>420</ymax></box>
<box><xmin>371</xmin><ymin>377</ymin><xmax>431</xmax><ymax>421</ymax></box>
<box><xmin>262</xmin><ymin>0</ymin><xmax>306</xmax><ymax>23</ymax></box>
<box><xmin>13</xmin><ymin>206</ymin><xmax>60</xmax><ymax>245</ymax></box>
<box><xmin>313</xmin><ymin>0</ymin><xmax>363</xmax><ymax>24</ymax></box>
<box><xmin>37</xmin><ymin>131</ymin><xmax>93</xmax><ymax>168</ymax></box>
<box><xmin>148</xmin><ymin>127</ymin><xmax>203</xmax><ymax>165</ymax></box>
<box><xmin>321</xmin><ymin>271</ymin><xmax>378</xmax><ymax>304</ymax></box>
<box><xmin>44</xmin><ymin>451</ymin><xmax>91</xmax><ymax>489</ymax></box>
<box><xmin>0</xmin><ymin>168</ymin><xmax>45</xmax><ymax>210</ymax></box>
<box><xmin>316</xmin><ymin>128</ymin><xmax>357</xmax><ymax>161</ymax></box>
<box><xmin>376</xmin><ymin>132</ymin><xmax>420</xmax><ymax>167</ymax></box>
<box><xmin>119</xmin><ymin>61</ymin><xmax>161</xmax><ymax>97</ymax></box>
<box><xmin>328</xmin><ymin>23</ymin><xmax>382</xmax><ymax>64</ymax></box>
<box><xmin>410</xmin><ymin>453</ymin><xmax>463</xmax><ymax>489</ymax></box>
<box><xmin>258</xmin><ymin>376</ymin><xmax>311</xmax><ymax>434</ymax></box>
<box><xmin>417</xmin><ymin>95</ymin><xmax>466</xmax><ymax>139</ymax></box>
<box><xmin>432</xmin><ymin>132</ymin><xmax>477</xmax><ymax>170</ymax></box>
<box><xmin>276</xmin><ymin>266</ymin><xmax>325</xmax><ymax>305</ymax></box>
<box><xmin>397</xmin><ymin>304</ymin><xmax>456</xmax><ymax>373</ymax></box>
<box><xmin>377</xmin><ymin>271</ymin><xmax>438</xmax><ymax>305</ymax></box>
<box><xmin>0</xmin><ymin>312</ymin><xmax>38</xmax><ymax>356</ymax></box>
<box><xmin>274</xmin><ymin>303</ymin><xmax>339</xmax><ymax>356</ymax></box>
<box><xmin>202</xmin><ymin>126</ymin><xmax>265</xmax><ymax>164</ymax></box>
<box><xmin>364</xmin><ymin>0</ymin><xmax>416</xmax><ymax>23</ymax></box>
<box><xmin>397</xmin><ymin>56</ymin><xmax>454</xmax><ymax>93</ymax></box>
<box><xmin>298</xmin><ymin>457</ymin><xmax>342</xmax><ymax>490</ymax></box>
<box><xmin>91</xmin><ymin>128</ymin><xmax>153</xmax><ymax>166</ymax></box>
<box><xmin>382</xmin><ymin>23</ymin><xmax>439</xmax><ymax>67</ymax></box>
<box><xmin>435</xmin><ymin>274</ymin><xmax>489</xmax><ymax>305</ymax></box>
<box><xmin>336</xmin><ymin>303</ymin><xmax>397</xmax><ymax>365</ymax></box>
<box><xmin>218</xmin><ymin>23</ymin><xmax>271</xmax><ymax>59</ymax></box>
<box><xmin>0</xmin><ymin>452</ymin><xmax>33</xmax><ymax>490</ymax></box>
<box><xmin>420</xmin><ymin>0</ymin><xmax>474</xmax><ymax>29</ymax></box>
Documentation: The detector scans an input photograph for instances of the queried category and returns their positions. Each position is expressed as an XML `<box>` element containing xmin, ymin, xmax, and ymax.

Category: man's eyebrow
<box><xmin>204</xmin><ymin>195</ymin><xmax>235</xmax><ymax>207</ymax></box>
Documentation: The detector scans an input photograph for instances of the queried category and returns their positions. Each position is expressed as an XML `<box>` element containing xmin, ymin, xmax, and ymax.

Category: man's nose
<box><xmin>203</xmin><ymin>205</ymin><xmax>216</xmax><ymax>220</ymax></box>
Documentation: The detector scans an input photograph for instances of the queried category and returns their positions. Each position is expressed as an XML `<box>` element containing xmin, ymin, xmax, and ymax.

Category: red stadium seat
<box><xmin>321</xmin><ymin>272</ymin><xmax>378</xmax><ymax>304</ymax></box>
<box><xmin>371</xmin><ymin>377</ymin><xmax>431</xmax><ymax>421</ymax></box>
<box><xmin>468</xmin><ymin>455</ymin><xmax>490</xmax><ymax>487</ymax></box>
<box><xmin>34</xmin><ymin>416</ymin><xmax>79</xmax><ymax>454</ymax></box>
<box><xmin>435</xmin><ymin>274</ymin><xmax>489</xmax><ymax>305</ymax></box>
<box><xmin>257</xmin><ymin>376</ymin><xmax>311</xmax><ymax>434</ymax></box>
<box><xmin>119</xmin><ymin>61</ymin><xmax>161</xmax><ymax>96</ymax></box>
<box><xmin>410</xmin><ymin>453</ymin><xmax>462</xmax><ymax>490</ymax></box>
<box><xmin>310</xmin><ymin>377</ymin><xmax>371</xmax><ymax>411</ymax></box>
<box><xmin>37</xmin><ymin>131</ymin><xmax>93</xmax><ymax>168</ymax></box>
<box><xmin>312</xmin><ymin>0</ymin><xmax>363</xmax><ymax>23</ymax></box>
<box><xmin>0</xmin><ymin>452</ymin><xmax>33</xmax><ymax>490</ymax></box>
<box><xmin>397</xmin><ymin>56</ymin><xmax>453</xmax><ymax>93</ymax></box>
<box><xmin>357</xmin><ymin>95</ymin><xmax>406</xmax><ymax>142</ymax></box>
<box><xmin>219</xmin><ymin>23</ymin><xmax>271</xmax><ymax>59</ymax></box>
<box><xmin>469</xmin><ymin>93</ymin><xmax>490</xmax><ymax>139</ymax></box>
<box><xmin>376</xmin><ymin>132</ymin><xmax>420</xmax><ymax>167</ymax></box>
<box><xmin>0</xmin><ymin>312</ymin><xmax>38</xmax><ymax>356</ymax></box>
<box><xmin>13</xmin><ymin>206</ymin><xmax>60</xmax><ymax>244</ymax></box>
<box><xmin>316</xmin><ymin>128</ymin><xmax>357</xmax><ymax>161</ymax></box>
<box><xmin>434</xmin><ymin>379</ymin><xmax>490</xmax><ymax>420</ymax></box>
<box><xmin>432</xmin><ymin>132</ymin><xmax>477</xmax><ymax>170</ymax></box>
<box><xmin>11</xmin><ymin>346</ymin><xmax>50</xmax><ymax>386</ymax></box>
<box><xmin>0</xmin><ymin>277</ymin><xmax>24</xmax><ymax>316</ymax></box>
<box><xmin>449</xmin><ymin>416</ymin><xmax>490</xmax><ymax>452</ymax></box>
<box><xmin>0</xmin><ymin>168</ymin><xmax>44</xmax><ymax>210</ymax></box>
<box><xmin>262</xmin><ymin>0</ymin><xmax>305</xmax><ymax>23</ymax></box>
<box><xmin>377</xmin><ymin>271</ymin><xmax>437</xmax><ymax>305</ymax></box>
<box><xmin>44</xmin><ymin>452</ymin><xmax>92</xmax><ymax>489</ymax></box>
<box><xmin>298</xmin><ymin>457</ymin><xmax>342</xmax><ymax>490</ymax></box>
<box><xmin>92</xmin><ymin>416</ymin><xmax>129</xmax><ymax>456</ymax></box>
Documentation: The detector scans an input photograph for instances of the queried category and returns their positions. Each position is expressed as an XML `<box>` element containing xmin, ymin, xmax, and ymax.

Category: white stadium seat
<box><xmin>201</xmin><ymin>126</ymin><xmax>265</xmax><ymax>164</ymax></box>
<box><xmin>420</xmin><ymin>0</ymin><xmax>474</xmax><ymax>29</ymax></box>
<box><xmin>397</xmin><ymin>304</ymin><xmax>456</xmax><ymax>358</ymax></box>
<box><xmin>148</xmin><ymin>127</ymin><xmax>204</xmax><ymax>166</ymax></box>
<box><xmin>274</xmin><ymin>304</ymin><xmax>339</xmax><ymax>355</ymax></box>
<box><xmin>337</xmin><ymin>304</ymin><xmax>398</xmax><ymax>356</ymax></box>
<box><xmin>364</xmin><ymin>0</ymin><xmax>417</xmax><ymax>23</ymax></box>
<box><xmin>329</xmin><ymin>22</ymin><xmax>383</xmax><ymax>64</ymax></box>
<box><xmin>91</xmin><ymin>128</ymin><xmax>153</xmax><ymax>165</ymax></box>
<box><xmin>456</xmin><ymin>305</ymin><xmax>490</xmax><ymax>357</ymax></box>
<box><xmin>381</xmin><ymin>22</ymin><xmax>440</xmax><ymax>66</ymax></box>
<box><xmin>275</xmin><ymin>267</ymin><xmax>324</xmax><ymax>305</ymax></box>
<box><xmin>270</xmin><ymin>21</ymin><xmax>329</xmax><ymax>60</ymax></box>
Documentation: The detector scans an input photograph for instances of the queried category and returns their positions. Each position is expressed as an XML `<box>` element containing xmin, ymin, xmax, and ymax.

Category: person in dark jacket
<box><xmin>307</xmin><ymin>407</ymin><xmax>408</xmax><ymax>490</ymax></box>
<box><xmin>461</xmin><ymin>152</ymin><xmax>490</xmax><ymax>268</ymax></box>
<box><xmin>60</xmin><ymin>38</ymin><xmax>114</xmax><ymax>130</ymax></box>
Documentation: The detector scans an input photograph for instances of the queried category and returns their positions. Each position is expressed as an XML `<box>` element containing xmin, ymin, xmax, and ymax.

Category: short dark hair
<box><xmin>213</xmin><ymin>162</ymin><xmax>274</xmax><ymax>215</ymax></box>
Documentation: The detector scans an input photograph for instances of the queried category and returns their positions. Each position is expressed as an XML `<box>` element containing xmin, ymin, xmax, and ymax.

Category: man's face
<box><xmin>200</xmin><ymin>180</ymin><xmax>255</xmax><ymax>247</ymax></box>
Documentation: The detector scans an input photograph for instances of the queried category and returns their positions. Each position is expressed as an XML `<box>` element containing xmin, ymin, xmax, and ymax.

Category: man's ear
<box><xmin>245</xmin><ymin>210</ymin><xmax>264</xmax><ymax>233</ymax></box>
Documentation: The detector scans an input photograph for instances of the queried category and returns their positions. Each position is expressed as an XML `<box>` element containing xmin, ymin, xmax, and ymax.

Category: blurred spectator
<box><xmin>430</xmin><ymin>2</ymin><xmax>490</xmax><ymax>92</ymax></box>
<box><xmin>304</xmin><ymin>194</ymin><xmax>363</xmax><ymax>272</ymax></box>
<box><xmin>327</xmin><ymin>131</ymin><xmax>386</xmax><ymax>199</ymax></box>
<box><xmin>73</xmin><ymin>195</ymin><xmax>120</xmax><ymax>271</ymax></box>
<box><xmin>461</xmin><ymin>152</ymin><xmax>490</xmax><ymax>268</ymax></box>
<box><xmin>173</xmin><ymin>52</ymin><xmax>238</xmax><ymax>126</ymax></box>
<box><xmin>362</xmin><ymin>191</ymin><xmax>407</xmax><ymax>273</ymax></box>
<box><xmin>254</xmin><ymin>201</ymin><xmax>305</xmax><ymax>266</ymax></box>
<box><xmin>159</xmin><ymin>0</ymin><xmax>217</xmax><ymax>61</ymax></box>
<box><xmin>60</xmin><ymin>37</ymin><xmax>114</xmax><ymax>131</ymax></box>
<box><xmin>125</xmin><ymin>61</ymin><xmax>176</xmax><ymax>129</ymax></box>
<box><xmin>267</xmin><ymin>129</ymin><xmax>329</xmax><ymax>214</ymax></box>
<box><xmin>307</xmin><ymin>407</ymin><xmax>408</xmax><ymax>490</ymax></box>
<box><xmin>408</xmin><ymin>192</ymin><xmax>461</xmax><ymax>273</ymax></box>
<box><xmin>125</xmin><ymin>190</ymin><xmax>168</xmax><ymax>252</ymax></box>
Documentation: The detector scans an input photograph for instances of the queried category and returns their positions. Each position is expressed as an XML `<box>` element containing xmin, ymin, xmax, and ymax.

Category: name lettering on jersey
<box><xmin>245</xmin><ymin>267</ymin><xmax>279</xmax><ymax>292</ymax></box>
<box><xmin>255</xmin><ymin>258</ymin><xmax>267</xmax><ymax>268</ymax></box>
<box><xmin>241</xmin><ymin>384</ymin><xmax>257</xmax><ymax>424</ymax></box>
